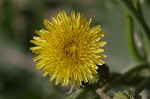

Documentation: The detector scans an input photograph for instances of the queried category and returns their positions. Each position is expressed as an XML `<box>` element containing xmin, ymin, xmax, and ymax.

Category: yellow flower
<box><xmin>30</xmin><ymin>11</ymin><xmax>106</xmax><ymax>86</ymax></box>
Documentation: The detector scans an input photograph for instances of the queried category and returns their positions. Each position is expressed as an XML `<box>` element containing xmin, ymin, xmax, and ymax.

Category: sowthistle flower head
<box><xmin>30</xmin><ymin>11</ymin><xmax>106</xmax><ymax>86</ymax></box>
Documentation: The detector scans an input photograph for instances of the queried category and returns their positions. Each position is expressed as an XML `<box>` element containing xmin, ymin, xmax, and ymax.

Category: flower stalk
<box><xmin>103</xmin><ymin>62</ymin><xmax>149</xmax><ymax>93</ymax></box>
<box><xmin>125</xmin><ymin>10</ymin><xmax>143</xmax><ymax>61</ymax></box>
<box><xmin>135</xmin><ymin>76</ymin><xmax>150</xmax><ymax>94</ymax></box>
<box><xmin>119</xmin><ymin>0</ymin><xmax>150</xmax><ymax>42</ymax></box>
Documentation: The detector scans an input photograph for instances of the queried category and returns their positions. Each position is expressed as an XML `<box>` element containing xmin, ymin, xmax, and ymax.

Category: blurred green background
<box><xmin>0</xmin><ymin>0</ymin><xmax>150</xmax><ymax>99</ymax></box>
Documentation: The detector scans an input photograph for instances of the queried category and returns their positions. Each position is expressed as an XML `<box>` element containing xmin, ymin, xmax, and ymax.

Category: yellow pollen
<box><xmin>65</xmin><ymin>44</ymin><xmax>77</xmax><ymax>57</ymax></box>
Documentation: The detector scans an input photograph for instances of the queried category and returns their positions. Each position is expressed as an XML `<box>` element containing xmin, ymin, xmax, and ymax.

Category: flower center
<box><xmin>65</xmin><ymin>44</ymin><xmax>78</xmax><ymax>59</ymax></box>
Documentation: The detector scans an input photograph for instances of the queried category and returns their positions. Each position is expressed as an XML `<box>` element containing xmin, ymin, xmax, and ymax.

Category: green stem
<box><xmin>125</xmin><ymin>8</ymin><xmax>143</xmax><ymax>61</ymax></box>
<box><xmin>119</xmin><ymin>0</ymin><xmax>150</xmax><ymax>42</ymax></box>
<box><xmin>103</xmin><ymin>62</ymin><xmax>149</xmax><ymax>93</ymax></box>
<box><xmin>76</xmin><ymin>88</ymin><xmax>90</xmax><ymax>99</ymax></box>
<box><xmin>135</xmin><ymin>76</ymin><xmax>150</xmax><ymax>94</ymax></box>
<box><xmin>133</xmin><ymin>0</ymin><xmax>143</xmax><ymax>18</ymax></box>
<box><xmin>133</xmin><ymin>0</ymin><xmax>147</xmax><ymax>60</ymax></box>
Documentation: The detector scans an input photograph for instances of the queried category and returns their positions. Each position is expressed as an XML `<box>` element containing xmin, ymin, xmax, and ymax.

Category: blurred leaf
<box><xmin>113</xmin><ymin>89</ymin><xmax>141</xmax><ymax>99</ymax></box>
<box><xmin>0</xmin><ymin>65</ymin><xmax>66</xmax><ymax>99</ymax></box>
<box><xmin>2</xmin><ymin>0</ymin><xmax>15</xmax><ymax>40</ymax></box>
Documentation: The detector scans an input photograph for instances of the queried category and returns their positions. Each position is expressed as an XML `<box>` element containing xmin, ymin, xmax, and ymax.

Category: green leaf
<box><xmin>113</xmin><ymin>90</ymin><xmax>142</xmax><ymax>99</ymax></box>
